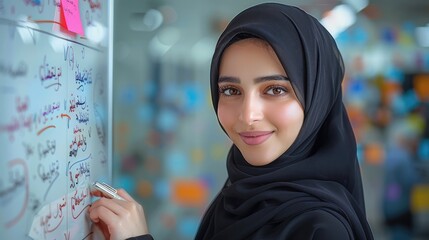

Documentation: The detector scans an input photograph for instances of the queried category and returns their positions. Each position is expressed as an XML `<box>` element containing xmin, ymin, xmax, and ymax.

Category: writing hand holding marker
<box><xmin>89</xmin><ymin>182</ymin><xmax>149</xmax><ymax>240</ymax></box>
<box><xmin>92</xmin><ymin>181</ymin><xmax>126</xmax><ymax>200</ymax></box>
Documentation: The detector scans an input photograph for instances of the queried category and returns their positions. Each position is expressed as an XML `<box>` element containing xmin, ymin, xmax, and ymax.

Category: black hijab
<box><xmin>196</xmin><ymin>3</ymin><xmax>373</xmax><ymax>240</ymax></box>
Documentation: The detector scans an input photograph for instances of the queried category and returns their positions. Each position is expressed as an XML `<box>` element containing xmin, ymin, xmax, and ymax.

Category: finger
<box><xmin>89</xmin><ymin>205</ymin><xmax>121</xmax><ymax>230</ymax></box>
<box><xmin>91</xmin><ymin>189</ymin><xmax>118</xmax><ymax>200</ymax></box>
<box><xmin>116</xmin><ymin>189</ymin><xmax>136</xmax><ymax>202</ymax></box>
<box><xmin>90</xmin><ymin>197</ymin><xmax>128</xmax><ymax>216</ymax></box>
<box><xmin>90</xmin><ymin>205</ymin><xmax>129</xmax><ymax>239</ymax></box>
<box><xmin>90</xmin><ymin>189</ymin><xmax>104</xmax><ymax>197</ymax></box>
<box><xmin>98</xmin><ymin>221</ymin><xmax>110</xmax><ymax>240</ymax></box>
<box><xmin>90</xmin><ymin>197</ymin><xmax>110</xmax><ymax>211</ymax></box>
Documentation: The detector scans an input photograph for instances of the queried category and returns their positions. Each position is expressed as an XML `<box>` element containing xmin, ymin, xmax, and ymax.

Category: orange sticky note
<box><xmin>364</xmin><ymin>142</ymin><xmax>384</xmax><ymax>165</ymax></box>
<box><xmin>172</xmin><ymin>180</ymin><xmax>208</xmax><ymax>207</ymax></box>
<box><xmin>61</xmin><ymin>0</ymin><xmax>84</xmax><ymax>35</ymax></box>
<box><xmin>414</xmin><ymin>74</ymin><xmax>429</xmax><ymax>101</ymax></box>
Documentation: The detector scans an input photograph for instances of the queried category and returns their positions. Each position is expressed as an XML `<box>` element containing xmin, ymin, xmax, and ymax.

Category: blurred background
<box><xmin>111</xmin><ymin>0</ymin><xmax>429</xmax><ymax>239</ymax></box>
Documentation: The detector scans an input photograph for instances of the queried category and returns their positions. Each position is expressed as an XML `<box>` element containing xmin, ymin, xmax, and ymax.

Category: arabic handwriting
<box><xmin>39</xmin><ymin>55</ymin><xmax>62</xmax><ymax>91</ymax></box>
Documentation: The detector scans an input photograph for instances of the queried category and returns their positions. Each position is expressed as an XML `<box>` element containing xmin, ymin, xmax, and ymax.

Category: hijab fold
<box><xmin>196</xmin><ymin>3</ymin><xmax>373</xmax><ymax>239</ymax></box>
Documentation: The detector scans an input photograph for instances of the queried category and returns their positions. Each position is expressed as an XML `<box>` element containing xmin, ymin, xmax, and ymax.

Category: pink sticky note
<box><xmin>61</xmin><ymin>0</ymin><xmax>84</xmax><ymax>35</ymax></box>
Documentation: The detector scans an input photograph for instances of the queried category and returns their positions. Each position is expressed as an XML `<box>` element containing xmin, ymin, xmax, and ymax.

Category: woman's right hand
<box><xmin>88</xmin><ymin>188</ymin><xmax>149</xmax><ymax>240</ymax></box>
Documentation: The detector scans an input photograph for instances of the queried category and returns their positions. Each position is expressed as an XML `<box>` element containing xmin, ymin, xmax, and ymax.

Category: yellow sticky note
<box><xmin>411</xmin><ymin>184</ymin><xmax>429</xmax><ymax>212</ymax></box>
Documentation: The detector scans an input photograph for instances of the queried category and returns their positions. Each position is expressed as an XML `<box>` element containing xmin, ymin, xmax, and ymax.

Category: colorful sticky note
<box><xmin>165</xmin><ymin>149</ymin><xmax>189</xmax><ymax>176</ymax></box>
<box><xmin>61</xmin><ymin>0</ymin><xmax>84</xmax><ymax>35</ymax></box>
<box><xmin>178</xmin><ymin>217</ymin><xmax>200</xmax><ymax>238</ymax></box>
<box><xmin>154</xmin><ymin>179</ymin><xmax>171</xmax><ymax>199</ymax></box>
<box><xmin>137</xmin><ymin>180</ymin><xmax>153</xmax><ymax>198</ymax></box>
<box><xmin>418</xmin><ymin>139</ymin><xmax>429</xmax><ymax>161</ymax></box>
<box><xmin>157</xmin><ymin>109</ymin><xmax>178</xmax><ymax>132</ymax></box>
<box><xmin>411</xmin><ymin>184</ymin><xmax>429</xmax><ymax>212</ymax></box>
<box><xmin>172</xmin><ymin>179</ymin><xmax>208</xmax><ymax>207</ymax></box>
<box><xmin>52</xmin><ymin>3</ymin><xmax>68</xmax><ymax>33</ymax></box>
<box><xmin>414</xmin><ymin>74</ymin><xmax>429</xmax><ymax>102</ymax></box>
<box><xmin>364</xmin><ymin>142</ymin><xmax>384</xmax><ymax>165</ymax></box>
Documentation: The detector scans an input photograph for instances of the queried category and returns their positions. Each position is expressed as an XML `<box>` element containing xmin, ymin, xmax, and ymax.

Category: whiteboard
<box><xmin>0</xmin><ymin>0</ymin><xmax>112</xmax><ymax>239</ymax></box>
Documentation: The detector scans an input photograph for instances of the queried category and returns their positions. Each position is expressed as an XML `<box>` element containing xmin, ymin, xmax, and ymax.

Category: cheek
<box><xmin>272</xmin><ymin>102</ymin><xmax>304</xmax><ymax>127</ymax></box>
<box><xmin>217</xmin><ymin>104</ymin><xmax>234</xmax><ymax>130</ymax></box>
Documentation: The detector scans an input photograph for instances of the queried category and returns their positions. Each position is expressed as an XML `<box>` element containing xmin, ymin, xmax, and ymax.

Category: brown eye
<box><xmin>219</xmin><ymin>86</ymin><xmax>240</xmax><ymax>96</ymax></box>
<box><xmin>266</xmin><ymin>86</ymin><xmax>287</xmax><ymax>96</ymax></box>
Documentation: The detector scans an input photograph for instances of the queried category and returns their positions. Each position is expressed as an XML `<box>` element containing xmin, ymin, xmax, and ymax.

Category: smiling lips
<box><xmin>239</xmin><ymin>131</ymin><xmax>273</xmax><ymax>145</ymax></box>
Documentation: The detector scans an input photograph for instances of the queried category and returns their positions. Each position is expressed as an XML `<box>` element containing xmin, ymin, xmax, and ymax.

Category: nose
<box><xmin>239</xmin><ymin>93</ymin><xmax>263</xmax><ymax>125</ymax></box>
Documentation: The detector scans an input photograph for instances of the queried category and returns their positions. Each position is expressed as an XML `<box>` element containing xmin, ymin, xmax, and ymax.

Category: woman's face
<box><xmin>217</xmin><ymin>38</ymin><xmax>304</xmax><ymax>166</ymax></box>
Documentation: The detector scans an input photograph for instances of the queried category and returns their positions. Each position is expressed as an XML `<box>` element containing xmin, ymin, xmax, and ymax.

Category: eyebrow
<box><xmin>218</xmin><ymin>75</ymin><xmax>290</xmax><ymax>83</ymax></box>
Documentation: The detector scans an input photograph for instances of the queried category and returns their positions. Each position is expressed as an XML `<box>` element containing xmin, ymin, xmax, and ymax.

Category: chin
<box><xmin>243</xmin><ymin>155</ymin><xmax>276</xmax><ymax>166</ymax></box>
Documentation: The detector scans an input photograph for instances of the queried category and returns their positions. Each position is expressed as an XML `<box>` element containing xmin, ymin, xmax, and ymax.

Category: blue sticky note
<box><xmin>178</xmin><ymin>217</ymin><xmax>200</xmax><ymax>238</ymax></box>
<box><xmin>165</xmin><ymin>150</ymin><xmax>189</xmax><ymax>176</ymax></box>
<box><xmin>154</xmin><ymin>179</ymin><xmax>171</xmax><ymax>199</ymax></box>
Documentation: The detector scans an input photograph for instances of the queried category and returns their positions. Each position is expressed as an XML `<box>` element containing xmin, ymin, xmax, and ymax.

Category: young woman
<box><xmin>89</xmin><ymin>3</ymin><xmax>374</xmax><ymax>239</ymax></box>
